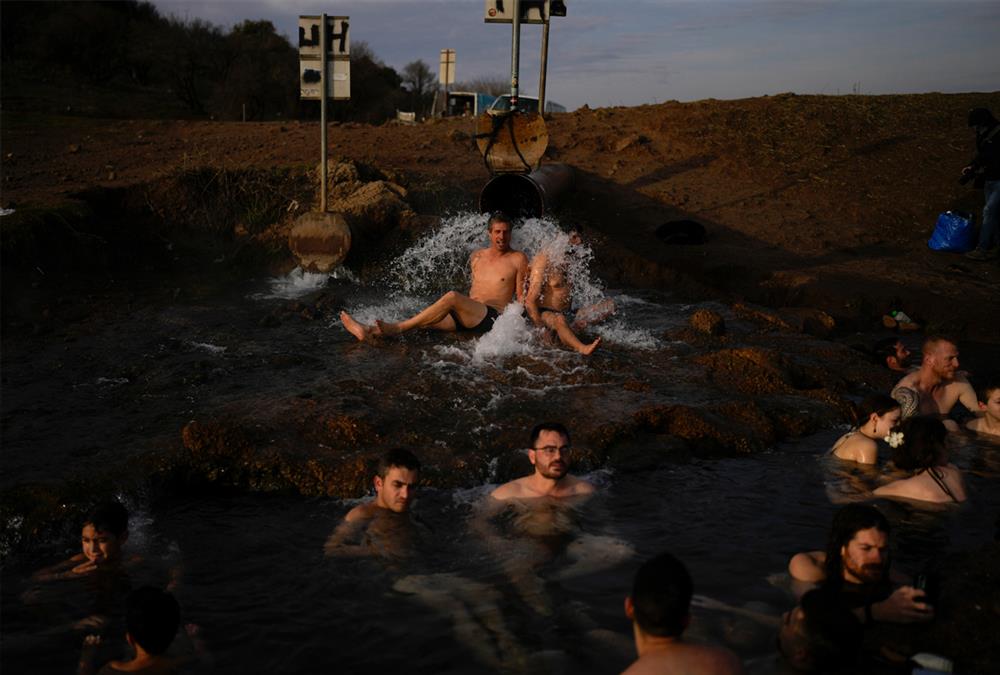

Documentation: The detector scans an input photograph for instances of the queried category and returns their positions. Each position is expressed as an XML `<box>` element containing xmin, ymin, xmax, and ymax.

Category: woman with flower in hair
<box><xmin>831</xmin><ymin>394</ymin><xmax>902</xmax><ymax>465</ymax></box>
<box><xmin>873</xmin><ymin>416</ymin><xmax>967</xmax><ymax>503</ymax></box>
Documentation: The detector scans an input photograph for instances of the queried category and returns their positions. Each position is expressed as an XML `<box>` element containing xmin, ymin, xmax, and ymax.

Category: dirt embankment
<box><xmin>3</xmin><ymin>91</ymin><xmax>999</xmax><ymax>340</ymax></box>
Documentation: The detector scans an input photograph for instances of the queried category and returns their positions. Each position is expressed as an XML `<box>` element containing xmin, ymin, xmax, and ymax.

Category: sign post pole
<box><xmin>539</xmin><ymin>16</ymin><xmax>549</xmax><ymax>115</ymax></box>
<box><xmin>320</xmin><ymin>13</ymin><xmax>328</xmax><ymax>213</ymax></box>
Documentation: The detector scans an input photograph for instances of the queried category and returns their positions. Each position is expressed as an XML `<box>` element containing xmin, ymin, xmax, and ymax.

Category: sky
<box><xmin>153</xmin><ymin>0</ymin><xmax>1000</xmax><ymax>111</ymax></box>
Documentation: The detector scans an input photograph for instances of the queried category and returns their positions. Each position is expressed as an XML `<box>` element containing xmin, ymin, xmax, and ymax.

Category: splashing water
<box><xmin>386</xmin><ymin>213</ymin><xmax>604</xmax><ymax>305</ymax></box>
<box><xmin>254</xmin><ymin>266</ymin><xmax>358</xmax><ymax>300</ymax></box>
<box><xmin>471</xmin><ymin>303</ymin><xmax>536</xmax><ymax>362</ymax></box>
<box><xmin>343</xmin><ymin>211</ymin><xmax>660</xmax><ymax>353</ymax></box>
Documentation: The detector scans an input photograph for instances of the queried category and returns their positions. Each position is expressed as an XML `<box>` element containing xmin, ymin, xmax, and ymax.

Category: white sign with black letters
<box><xmin>298</xmin><ymin>15</ymin><xmax>350</xmax><ymax>100</ymax></box>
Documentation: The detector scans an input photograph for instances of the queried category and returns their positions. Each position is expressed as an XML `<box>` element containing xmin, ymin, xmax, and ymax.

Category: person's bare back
<box><xmin>621</xmin><ymin>642</ymin><xmax>744</xmax><ymax>675</ymax></box>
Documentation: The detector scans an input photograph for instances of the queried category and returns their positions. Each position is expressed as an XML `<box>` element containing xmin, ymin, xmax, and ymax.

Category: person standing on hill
<box><xmin>961</xmin><ymin>107</ymin><xmax>1000</xmax><ymax>261</ymax></box>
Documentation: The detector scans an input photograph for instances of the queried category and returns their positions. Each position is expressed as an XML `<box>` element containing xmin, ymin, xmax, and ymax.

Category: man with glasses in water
<box><xmin>490</xmin><ymin>422</ymin><xmax>595</xmax><ymax>500</ymax></box>
<box><xmin>339</xmin><ymin>212</ymin><xmax>528</xmax><ymax>341</ymax></box>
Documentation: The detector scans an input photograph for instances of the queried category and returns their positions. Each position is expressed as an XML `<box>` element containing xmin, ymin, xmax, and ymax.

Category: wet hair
<box><xmin>921</xmin><ymin>335</ymin><xmax>956</xmax><ymax>357</ymax></box>
<box><xmin>83</xmin><ymin>501</ymin><xmax>129</xmax><ymax>538</ymax></box>
<box><xmin>850</xmin><ymin>394</ymin><xmax>899</xmax><ymax>427</ymax></box>
<box><xmin>126</xmin><ymin>587</ymin><xmax>180</xmax><ymax>656</ymax></box>
<box><xmin>796</xmin><ymin>588</ymin><xmax>864</xmax><ymax>671</ymax></box>
<box><xmin>529</xmin><ymin>422</ymin><xmax>571</xmax><ymax>448</ymax></box>
<box><xmin>488</xmin><ymin>212</ymin><xmax>512</xmax><ymax>228</ymax></box>
<box><xmin>376</xmin><ymin>448</ymin><xmax>421</xmax><ymax>478</ymax></box>
<box><xmin>822</xmin><ymin>504</ymin><xmax>890</xmax><ymax>591</ymax></box>
<box><xmin>968</xmin><ymin>107</ymin><xmax>997</xmax><ymax>128</ymax></box>
<box><xmin>630</xmin><ymin>552</ymin><xmax>693</xmax><ymax>638</ymax></box>
<box><xmin>872</xmin><ymin>337</ymin><xmax>902</xmax><ymax>367</ymax></box>
<box><xmin>973</xmin><ymin>375</ymin><xmax>1000</xmax><ymax>404</ymax></box>
<box><xmin>891</xmin><ymin>416</ymin><xmax>947</xmax><ymax>470</ymax></box>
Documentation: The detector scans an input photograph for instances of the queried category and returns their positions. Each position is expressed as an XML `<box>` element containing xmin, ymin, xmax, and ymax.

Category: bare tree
<box><xmin>401</xmin><ymin>60</ymin><xmax>436</xmax><ymax>118</ymax></box>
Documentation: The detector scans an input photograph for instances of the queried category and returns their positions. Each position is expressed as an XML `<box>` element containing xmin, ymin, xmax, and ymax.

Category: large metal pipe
<box><xmin>479</xmin><ymin>163</ymin><xmax>574</xmax><ymax>218</ymax></box>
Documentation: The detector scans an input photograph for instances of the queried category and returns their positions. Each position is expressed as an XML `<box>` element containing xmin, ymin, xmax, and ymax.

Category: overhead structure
<box><xmin>477</xmin><ymin>1</ymin><xmax>566</xmax><ymax>176</ymax></box>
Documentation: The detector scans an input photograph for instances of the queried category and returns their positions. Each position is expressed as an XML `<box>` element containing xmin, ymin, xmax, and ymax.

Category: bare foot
<box><xmin>340</xmin><ymin>311</ymin><xmax>374</xmax><ymax>341</ymax></box>
<box><xmin>578</xmin><ymin>337</ymin><xmax>601</xmax><ymax>356</ymax></box>
<box><xmin>374</xmin><ymin>319</ymin><xmax>401</xmax><ymax>336</ymax></box>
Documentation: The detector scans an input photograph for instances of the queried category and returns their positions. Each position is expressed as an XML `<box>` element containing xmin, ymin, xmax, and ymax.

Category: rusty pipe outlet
<box><xmin>478</xmin><ymin>163</ymin><xmax>574</xmax><ymax>218</ymax></box>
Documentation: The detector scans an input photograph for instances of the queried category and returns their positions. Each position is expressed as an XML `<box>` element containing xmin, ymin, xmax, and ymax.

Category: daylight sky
<box><xmin>154</xmin><ymin>0</ymin><xmax>1000</xmax><ymax>110</ymax></box>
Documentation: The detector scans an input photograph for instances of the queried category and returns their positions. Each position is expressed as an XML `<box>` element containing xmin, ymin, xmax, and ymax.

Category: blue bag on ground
<box><xmin>928</xmin><ymin>211</ymin><xmax>976</xmax><ymax>252</ymax></box>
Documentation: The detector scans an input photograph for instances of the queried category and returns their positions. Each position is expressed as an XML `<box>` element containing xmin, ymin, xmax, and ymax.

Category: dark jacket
<box><xmin>970</xmin><ymin>119</ymin><xmax>1000</xmax><ymax>183</ymax></box>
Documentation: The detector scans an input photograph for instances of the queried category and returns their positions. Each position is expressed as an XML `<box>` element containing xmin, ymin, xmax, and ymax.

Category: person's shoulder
<box><xmin>948</xmin><ymin>373</ymin><xmax>975</xmax><ymax>389</ymax></box>
<box><xmin>569</xmin><ymin>476</ymin><xmax>597</xmax><ymax>496</ymax></box>
<box><xmin>696</xmin><ymin>642</ymin><xmax>745</xmax><ymax>674</ymax></box>
<box><xmin>894</xmin><ymin>371</ymin><xmax>919</xmax><ymax>387</ymax></box>
<box><xmin>966</xmin><ymin>418</ymin><xmax>983</xmax><ymax>432</ymax></box>
<box><xmin>490</xmin><ymin>479</ymin><xmax>526</xmax><ymax>501</ymax></box>
<box><xmin>344</xmin><ymin>501</ymin><xmax>376</xmax><ymax>523</ymax></box>
<box><xmin>510</xmin><ymin>250</ymin><xmax>529</xmax><ymax>265</ymax></box>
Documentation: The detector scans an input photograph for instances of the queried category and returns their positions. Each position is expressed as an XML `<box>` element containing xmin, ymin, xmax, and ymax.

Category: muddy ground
<box><xmin>3</xmin><ymin>92</ymin><xmax>999</xmax><ymax>339</ymax></box>
<box><xmin>2</xmin><ymin>94</ymin><xmax>1000</xmax><ymax>672</ymax></box>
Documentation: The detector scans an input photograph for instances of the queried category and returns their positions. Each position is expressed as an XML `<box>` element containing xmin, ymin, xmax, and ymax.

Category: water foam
<box><xmin>255</xmin><ymin>266</ymin><xmax>358</xmax><ymax>300</ymax></box>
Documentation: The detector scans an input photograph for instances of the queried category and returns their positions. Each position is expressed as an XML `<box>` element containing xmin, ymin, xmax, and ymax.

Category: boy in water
<box><xmin>966</xmin><ymin>377</ymin><xmax>1000</xmax><ymax>440</ymax></box>
<box><xmin>32</xmin><ymin>501</ymin><xmax>131</xmax><ymax>582</ymax></box>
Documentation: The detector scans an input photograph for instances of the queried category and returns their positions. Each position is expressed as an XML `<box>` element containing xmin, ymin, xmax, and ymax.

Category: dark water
<box><xmin>3</xmin><ymin>432</ymin><xmax>997</xmax><ymax>674</ymax></box>
<box><xmin>2</xmin><ymin>214</ymin><xmax>999</xmax><ymax>673</ymax></box>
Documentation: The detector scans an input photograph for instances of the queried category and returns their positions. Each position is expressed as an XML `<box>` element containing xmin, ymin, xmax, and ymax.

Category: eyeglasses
<box><xmin>532</xmin><ymin>445</ymin><xmax>572</xmax><ymax>456</ymax></box>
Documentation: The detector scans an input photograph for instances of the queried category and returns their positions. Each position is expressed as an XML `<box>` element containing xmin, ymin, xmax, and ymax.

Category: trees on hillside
<box><xmin>0</xmin><ymin>1</ymin><xmax>454</xmax><ymax>124</ymax></box>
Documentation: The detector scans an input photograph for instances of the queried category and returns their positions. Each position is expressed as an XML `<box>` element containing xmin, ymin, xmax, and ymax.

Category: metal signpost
<box><xmin>439</xmin><ymin>49</ymin><xmax>455</xmax><ymax>116</ymax></box>
<box><xmin>483</xmin><ymin>1</ymin><xmax>566</xmax><ymax>115</ymax></box>
<box><xmin>299</xmin><ymin>14</ymin><xmax>350</xmax><ymax>212</ymax></box>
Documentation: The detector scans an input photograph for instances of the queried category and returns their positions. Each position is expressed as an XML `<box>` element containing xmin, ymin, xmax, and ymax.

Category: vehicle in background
<box><xmin>440</xmin><ymin>91</ymin><xmax>497</xmax><ymax>117</ymax></box>
<box><xmin>487</xmin><ymin>95</ymin><xmax>566</xmax><ymax>114</ymax></box>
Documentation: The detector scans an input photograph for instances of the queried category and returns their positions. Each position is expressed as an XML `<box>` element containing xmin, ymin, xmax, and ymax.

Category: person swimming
<box><xmin>830</xmin><ymin>394</ymin><xmax>901</xmax><ymax>465</ymax></box>
<box><xmin>323</xmin><ymin>448</ymin><xmax>425</xmax><ymax>560</ymax></box>
<box><xmin>873</xmin><ymin>416</ymin><xmax>967</xmax><ymax>503</ymax></box>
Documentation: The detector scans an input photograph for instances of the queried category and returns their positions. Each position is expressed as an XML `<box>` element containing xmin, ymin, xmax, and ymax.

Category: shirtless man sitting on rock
<box><xmin>890</xmin><ymin>336</ymin><xmax>978</xmax><ymax>431</ymax></box>
<box><xmin>525</xmin><ymin>226</ymin><xmax>614</xmax><ymax>356</ymax></box>
<box><xmin>340</xmin><ymin>212</ymin><xmax>528</xmax><ymax>340</ymax></box>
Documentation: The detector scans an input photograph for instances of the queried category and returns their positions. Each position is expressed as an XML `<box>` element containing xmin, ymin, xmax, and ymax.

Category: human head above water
<box><xmin>891</xmin><ymin>416</ymin><xmax>948</xmax><ymax>471</ymax></box>
<box><xmin>529</xmin><ymin>422</ymin><xmax>572</xmax><ymax>480</ymax></box>
<box><xmin>487</xmin><ymin>212</ymin><xmax>513</xmax><ymax>252</ymax></box>
<box><xmin>921</xmin><ymin>336</ymin><xmax>960</xmax><ymax>379</ymax></box>
<box><xmin>81</xmin><ymin>501</ymin><xmax>129</xmax><ymax>566</ymax></box>
<box><xmin>872</xmin><ymin>337</ymin><xmax>911</xmax><ymax>372</ymax></box>
<box><xmin>973</xmin><ymin>376</ymin><xmax>1000</xmax><ymax>419</ymax></box>
<box><xmin>625</xmin><ymin>551</ymin><xmax>693</xmax><ymax>638</ymax></box>
<box><xmin>126</xmin><ymin>586</ymin><xmax>180</xmax><ymax>656</ymax></box>
<box><xmin>778</xmin><ymin>588</ymin><xmax>863</xmax><ymax>672</ymax></box>
<box><xmin>823</xmin><ymin>504</ymin><xmax>890</xmax><ymax>589</ymax></box>
<box><xmin>852</xmin><ymin>393</ymin><xmax>901</xmax><ymax>436</ymax></box>
<box><xmin>374</xmin><ymin>448</ymin><xmax>421</xmax><ymax>513</ymax></box>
